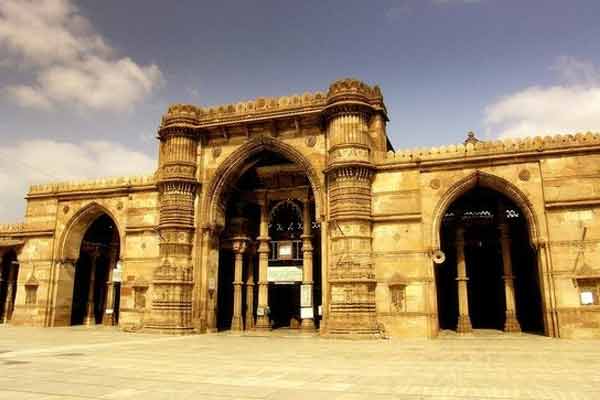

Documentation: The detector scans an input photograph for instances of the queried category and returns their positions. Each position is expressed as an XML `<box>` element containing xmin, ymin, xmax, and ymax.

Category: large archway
<box><xmin>56</xmin><ymin>204</ymin><xmax>122</xmax><ymax>327</ymax></box>
<box><xmin>435</xmin><ymin>186</ymin><xmax>545</xmax><ymax>335</ymax></box>
<box><xmin>70</xmin><ymin>214</ymin><xmax>120</xmax><ymax>326</ymax></box>
<box><xmin>212</xmin><ymin>149</ymin><xmax>322</xmax><ymax>332</ymax></box>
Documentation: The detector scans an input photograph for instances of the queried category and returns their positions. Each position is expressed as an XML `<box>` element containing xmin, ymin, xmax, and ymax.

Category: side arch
<box><xmin>201</xmin><ymin>135</ymin><xmax>325</xmax><ymax>229</ymax></box>
<box><xmin>431</xmin><ymin>171</ymin><xmax>540</xmax><ymax>251</ymax></box>
<box><xmin>58</xmin><ymin>201</ymin><xmax>124</xmax><ymax>262</ymax></box>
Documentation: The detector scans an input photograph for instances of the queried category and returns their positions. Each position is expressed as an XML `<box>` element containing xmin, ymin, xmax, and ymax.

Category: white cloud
<box><xmin>0</xmin><ymin>0</ymin><xmax>163</xmax><ymax>111</ymax></box>
<box><xmin>0</xmin><ymin>139</ymin><xmax>156</xmax><ymax>221</ymax></box>
<box><xmin>484</xmin><ymin>57</ymin><xmax>600</xmax><ymax>138</ymax></box>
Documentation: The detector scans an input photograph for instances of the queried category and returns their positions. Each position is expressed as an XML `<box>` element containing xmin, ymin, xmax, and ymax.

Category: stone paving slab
<box><xmin>0</xmin><ymin>326</ymin><xmax>599</xmax><ymax>399</ymax></box>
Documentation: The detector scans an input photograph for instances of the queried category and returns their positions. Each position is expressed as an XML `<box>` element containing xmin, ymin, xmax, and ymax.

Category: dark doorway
<box><xmin>0</xmin><ymin>250</ymin><xmax>19</xmax><ymax>323</ymax></box>
<box><xmin>269</xmin><ymin>283</ymin><xmax>300</xmax><ymax>328</ymax></box>
<box><xmin>436</xmin><ymin>186</ymin><xmax>544</xmax><ymax>334</ymax></box>
<box><xmin>217</xmin><ymin>250</ymin><xmax>234</xmax><ymax>331</ymax></box>
<box><xmin>464</xmin><ymin>224</ymin><xmax>505</xmax><ymax>330</ymax></box>
<box><xmin>71</xmin><ymin>214</ymin><xmax>120</xmax><ymax>326</ymax></box>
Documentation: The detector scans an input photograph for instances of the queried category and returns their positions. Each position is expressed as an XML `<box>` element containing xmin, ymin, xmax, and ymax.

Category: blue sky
<box><xmin>1</xmin><ymin>0</ymin><xmax>600</xmax><ymax>221</ymax></box>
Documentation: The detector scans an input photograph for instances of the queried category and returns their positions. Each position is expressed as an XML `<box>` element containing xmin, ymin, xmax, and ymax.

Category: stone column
<box><xmin>146</xmin><ymin>115</ymin><xmax>199</xmax><ymax>334</ymax></box>
<box><xmin>245</xmin><ymin>245</ymin><xmax>255</xmax><ymax>330</ymax></box>
<box><xmin>3</xmin><ymin>271</ymin><xmax>15</xmax><ymax>323</ymax></box>
<box><xmin>103</xmin><ymin>253</ymin><xmax>118</xmax><ymax>326</ymax></box>
<box><xmin>455</xmin><ymin>226</ymin><xmax>472</xmax><ymax>334</ymax></box>
<box><xmin>1</xmin><ymin>254</ymin><xmax>17</xmax><ymax>324</ymax></box>
<box><xmin>300</xmin><ymin>199</ymin><xmax>315</xmax><ymax>330</ymax></box>
<box><xmin>231</xmin><ymin>237</ymin><xmax>247</xmax><ymax>331</ymax></box>
<box><xmin>324</xmin><ymin>79</ymin><xmax>384</xmax><ymax>336</ymax></box>
<box><xmin>255</xmin><ymin>201</ymin><xmax>271</xmax><ymax>330</ymax></box>
<box><xmin>499</xmin><ymin>222</ymin><xmax>521</xmax><ymax>333</ymax></box>
<box><xmin>85</xmin><ymin>250</ymin><xmax>99</xmax><ymax>326</ymax></box>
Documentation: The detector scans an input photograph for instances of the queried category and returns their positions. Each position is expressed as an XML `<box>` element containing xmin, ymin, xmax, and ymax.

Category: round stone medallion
<box><xmin>305</xmin><ymin>135</ymin><xmax>317</xmax><ymax>147</ymax></box>
<box><xmin>430</xmin><ymin>178</ymin><xmax>441</xmax><ymax>190</ymax></box>
<box><xmin>518</xmin><ymin>169</ymin><xmax>531</xmax><ymax>181</ymax></box>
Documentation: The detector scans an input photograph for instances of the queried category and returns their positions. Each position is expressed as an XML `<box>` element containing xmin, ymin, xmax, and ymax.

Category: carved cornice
<box><xmin>326</xmin><ymin>164</ymin><xmax>375</xmax><ymax>181</ymax></box>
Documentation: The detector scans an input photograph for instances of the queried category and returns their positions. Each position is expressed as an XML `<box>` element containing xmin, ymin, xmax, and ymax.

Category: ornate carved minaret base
<box><xmin>145</xmin><ymin>109</ymin><xmax>199</xmax><ymax>334</ymax></box>
<box><xmin>323</xmin><ymin>79</ymin><xmax>387</xmax><ymax>337</ymax></box>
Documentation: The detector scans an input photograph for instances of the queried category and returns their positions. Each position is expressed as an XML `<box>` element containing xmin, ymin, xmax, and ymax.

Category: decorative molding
<box><xmin>545</xmin><ymin>198</ymin><xmax>600</xmax><ymax>209</ymax></box>
<box><xmin>371</xmin><ymin>214</ymin><xmax>422</xmax><ymax>223</ymax></box>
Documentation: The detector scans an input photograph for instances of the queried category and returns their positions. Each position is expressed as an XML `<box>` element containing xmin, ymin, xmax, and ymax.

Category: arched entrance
<box><xmin>213</xmin><ymin>149</ymin><xmax>322</xmax><ymax>332</ymax></box>
<box><xmin>435</xmin><ymin>186</ymin><xmax>545</xmax><ymax>334</ymax></box>
<box><xmin>56</xmin><ymin>205</ymin><xmax>122</xmax><ymax>327</ymax></box>
<box><xmin>0</xmin><ymin>249</ymin><xmax>19</xmax><ymax>323</ymax></box>
<box><xmin>70</xmin><ymin>214</ymin><xmax>120</xmax><ymax>326</ymax></box>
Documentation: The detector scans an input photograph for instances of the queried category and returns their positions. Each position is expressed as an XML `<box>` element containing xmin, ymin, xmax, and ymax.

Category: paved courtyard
<box><xmin>0</xmin><ymin>326</ymin><xmax>598</xmax><ymax>400</ymax></box>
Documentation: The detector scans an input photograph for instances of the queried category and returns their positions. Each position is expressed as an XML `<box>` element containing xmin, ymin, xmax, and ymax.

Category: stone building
<box><xmin>1</xmin><ymin>78</ymin><xmax>599</xmax><ymax>338</ymax></box>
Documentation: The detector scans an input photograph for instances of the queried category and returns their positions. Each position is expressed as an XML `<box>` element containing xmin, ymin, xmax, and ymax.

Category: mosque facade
<box><xmin>1</xmin><ymin>78</ymin><xmax>599</xmax><ymax>338</ymax></box>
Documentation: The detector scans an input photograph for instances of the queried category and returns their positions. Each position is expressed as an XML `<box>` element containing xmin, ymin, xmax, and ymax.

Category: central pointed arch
<box><xmin>201</xmin><ymin>135</ymin><xmax>325</xmax><ymax>229</ymax></box>
<box><xmin>431</xmin><ymin>171</ymin><xmax>540</xmax><ymax>251</ymax></box>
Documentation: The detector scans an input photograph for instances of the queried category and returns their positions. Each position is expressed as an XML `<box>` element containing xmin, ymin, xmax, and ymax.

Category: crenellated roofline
<box><xmin>381</xmin><ymin>132</ymin><xmax>600</xmax><ymax>167</ymax></box>
<box><xmin>0</xmin><ymin>223</ymin><xmax>25</xmax><ymax>234</ymax></box>
<box><xmin>27</xmin><ymin>175</ymin><xmax>156</xmax><ymax>196</ymax></box>
<box><xmin>159</xmin><ymin>78</ymin><xmax>387</xmax><ymax>131</ymax></box>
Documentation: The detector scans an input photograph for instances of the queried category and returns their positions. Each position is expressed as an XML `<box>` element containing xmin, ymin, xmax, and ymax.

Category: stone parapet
<box><xmin>28</xmin><ymin>175</ymin><xmax>156</xmax><ymax>196</ymax></box>
<box><xmin>160</xmin><ymin>78</ymin><xmax>388</xmax><ymax>132</ymax></box>
<box><xmin>0</xmin><ymin>223</ymin><xmax>25</xmax><ymax>234</ymax></box>
<box><xmin>161</xmin><ymin>92</ymin><xmax>327</xmax><ymax>129</ymax></box>
<box><xmin>381</xmin><ymin>132</ymin><xmax>600</xmax><ymax>166</ymax></box>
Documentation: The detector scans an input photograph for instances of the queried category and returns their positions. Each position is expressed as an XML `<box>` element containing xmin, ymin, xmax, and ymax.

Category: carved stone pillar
<box><xmin>255</xmin><ymin>201</ymin><xmax>271</xmax><ymax>330</ymax></box>
<box><xmin>300</xmin><ymin>199</ymin><xmax>315</xmax><ymax>330</ymax></box>
<box><xmin>455</xmin><ymin>226</ymin><xmax>472</xmax><ymax>334</ymax></box>
<box><xmin>499</xmin><ymin>222</ymin><xmax>521</xmax><ymax>333</ymax></box>
<box><xmin>103</xmin><ymin>249</ymin><xmax>119</xmax><ymax>326</ymax></box>
<box><xmin>85</xmin><ymin>250</ymin><xmax>100</xmax><ymax>326</ymax></box>
<box><xmin>324</xmin><ymin>79</ymin><xmax>386</xmax><ymax>336</ymax></box>
<box><xmin>146</xmin><ymin>109</ymin><xmax>199</xmax><ymax>334</ymax></box>
<box><xmin>3</xmin><ymin>258</ymin><xmax>19</xmax><ymax>324</ymax></box>
<box><xmin>3</xmin><ymin>283</ymin><xmax>13</xmax><ymax>324</ymax></box>
<box><xmin>245</xmin><ymin>244</ymin><xmax>255</xmax><ymax>330</ymax></box>
<box><xmin>0</xmin><ymin>253</ymin><xmax>4</xmax><ymax>322</ymax></box>
<box><xmin>231</xmin><ymin>237</ymin><xmax>247</xmax><ymax>331</ymax></box>
<box><xmin>204</xmin><ymin>227</ymin><xmax>220</xmax><ymax>333</ymax></box>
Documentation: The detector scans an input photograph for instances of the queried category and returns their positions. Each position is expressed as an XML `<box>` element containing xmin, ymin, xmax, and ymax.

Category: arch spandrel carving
<box><xmin>201</xmin><ymin>135</ymin><xmax>325</xmax><ymax>229</ymax></box>
<box><xmin>58</xmin><ymin>201</ymin><xmax>124</xmax><ymax>262</ymax></box>
<box><xmin>430</xmin><ymin>171</ymin><xmax>541</xmax><ymax>251</ymax></box>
